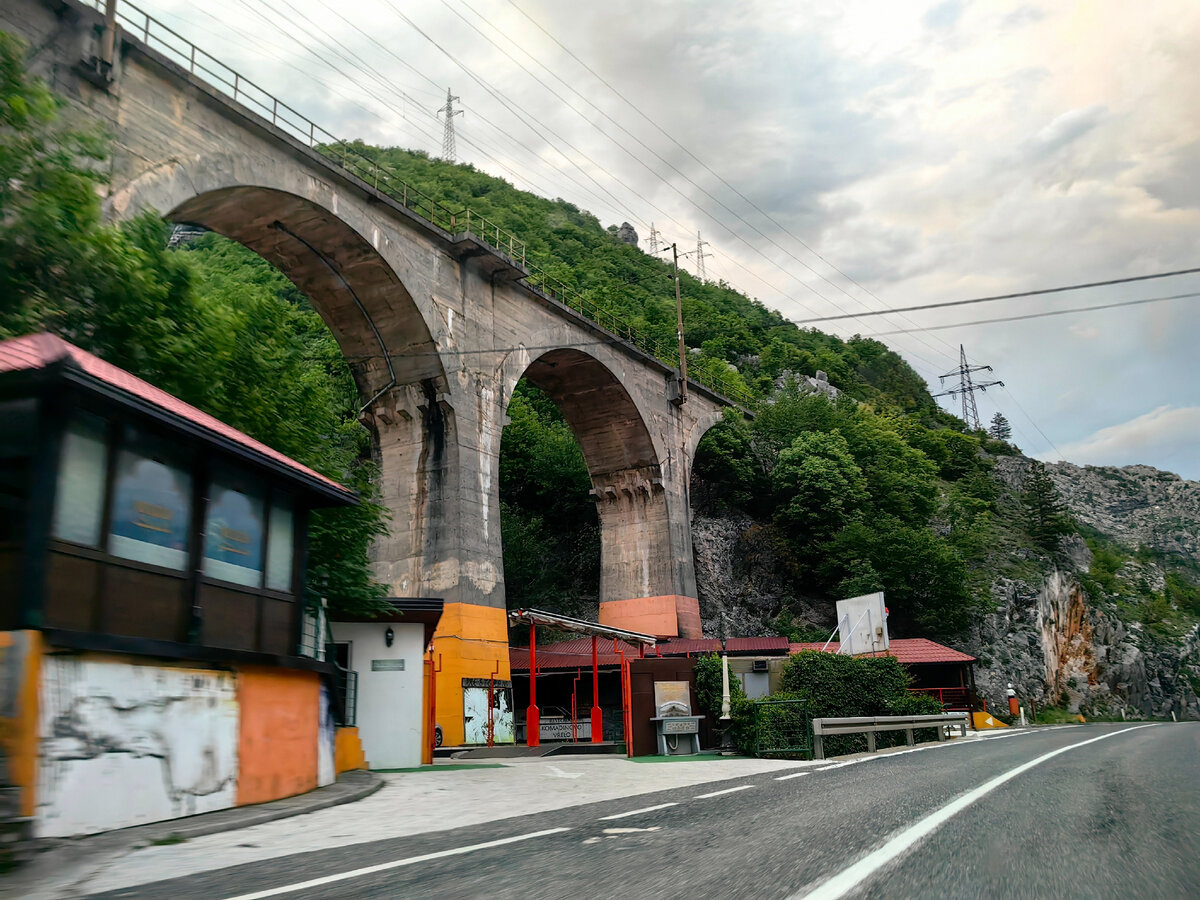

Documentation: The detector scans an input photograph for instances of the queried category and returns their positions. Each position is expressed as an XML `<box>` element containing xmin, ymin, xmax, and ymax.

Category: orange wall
<box><xmin>334</xmin><ymin>726</ymin><xmax>368</xmax><ymax>773</ymax></box>
<box><xmin>236</xmin><ymin>666</ymin><xmax>319</xmax><ymax>806</ymax></box>
<box><xmin>0</xmin><ymin>630</ymin><xmax>41</xmax><ymax>817</ymax></box>
<box><xmin>431</xmin><ymin>602</ymin><xmax>510</xmax><ymax>747</ymax></box>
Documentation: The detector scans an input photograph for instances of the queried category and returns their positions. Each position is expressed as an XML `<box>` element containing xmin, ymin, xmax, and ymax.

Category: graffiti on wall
<box><xmin>37</xmin><ymin>655</ymin><xmax>239</xmax><ymax>837</ymax></box>
<box><xmin>317</xmin><ymin>680</ymin><xmax>335</xmax><ymax>787</ymax></box>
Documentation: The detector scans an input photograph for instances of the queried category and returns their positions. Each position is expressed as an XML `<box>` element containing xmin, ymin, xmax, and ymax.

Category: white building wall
<box><xmin>37</xmin><ymin>655</ymin><xmax>239</xmax><ymax>837</ymax></box>
<box><xmin>330</xmin><ymin>622</ymin><xmax>425</xmax><ymax>769</ymax></box>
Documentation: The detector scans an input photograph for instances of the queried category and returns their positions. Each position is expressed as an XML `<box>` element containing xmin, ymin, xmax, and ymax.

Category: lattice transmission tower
<box><xmin>647</xmin><ymin>222</ymin><xmax>661</xmax><ymax>254</ymax></box>
<box><xmin>933</xmin><ymin>345</ymin><xmax>1003</xmax><ymax>431</ymax></box>
<box><xmin>437</xmin><ymin>88</ymin><xmax>463</xmax><ymax>162</ymax></box>
<box><xmin>695</xmin><ymin>231</ymin><xmax>710</xmax><ymax>281</ymax></box>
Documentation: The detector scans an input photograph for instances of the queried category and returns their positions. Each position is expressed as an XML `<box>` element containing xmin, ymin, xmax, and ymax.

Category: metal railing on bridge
<box><xmin>80</xmin><ymin>0</ymin><xmax>754</xmax><ymax>407</ymax></box>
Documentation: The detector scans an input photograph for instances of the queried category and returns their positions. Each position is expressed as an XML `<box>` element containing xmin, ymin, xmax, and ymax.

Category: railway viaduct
<box><xmin>6</xmin><ymin>0</ymin><xmax>737</xmax><ymax>744</ymax></box>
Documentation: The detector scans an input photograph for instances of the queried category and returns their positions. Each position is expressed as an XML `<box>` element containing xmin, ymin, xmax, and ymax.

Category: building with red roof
<box><xmin>0</xmin><ymin>333</ymin><xmax>401</xmax><ymax>840</ymax></box>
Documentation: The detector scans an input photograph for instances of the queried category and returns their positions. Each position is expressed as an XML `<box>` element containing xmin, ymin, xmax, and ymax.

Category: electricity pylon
<box><xmin>437</xmin><ymin>88</ymin><xmax>463</xmax><ymax>162</ymax></box>
<box><xmin>695</xmin><ymin>231</ymin><xmax>710</xmax><ymax>281</ymax></box>
<box><xmin>933</xmin><ymin>345</ymin><xmax>1003</xmax><ymax>431</ymax></box>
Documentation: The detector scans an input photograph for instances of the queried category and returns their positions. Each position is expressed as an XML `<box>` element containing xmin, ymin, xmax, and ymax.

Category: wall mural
<box><xmin>37</xmin><ymin>655</ymin><xmax>239</xmax><ymax>837</ymax></box>
<box><xmin>462</xmin><ymin>678</ymin><xmax>514</xmax><ymax>745</ymax></box>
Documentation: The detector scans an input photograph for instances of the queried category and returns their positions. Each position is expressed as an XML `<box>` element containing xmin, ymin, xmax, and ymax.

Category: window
<box><xmin>203</xmin><ymin>470</ymin><xmax>265</xmax><ymax>588</ymax></box>
<box><xmin>107</xmin><ymin>439</ymin><xmax>192</xmax><ymax>571</ymax></box>
<box><xmin>0</xmin><ymin>399</ymin><xmax>36</xmax><ymax>545</ymax></box>
<box><xmin>265</xmin><ymin>495</ymin><xmax>294</xmax><ymax>592</ymax></box>
<box><xmin>52</xmin><ymin>414</ymin><xmax>108</xmax><ymax>546</ymax></box>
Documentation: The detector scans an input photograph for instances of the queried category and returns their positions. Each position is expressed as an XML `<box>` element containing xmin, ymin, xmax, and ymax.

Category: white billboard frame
<box><xmin>834</xmin><ymin>592</ymin><xmax>889</xmax><ymax>656</ymax></box>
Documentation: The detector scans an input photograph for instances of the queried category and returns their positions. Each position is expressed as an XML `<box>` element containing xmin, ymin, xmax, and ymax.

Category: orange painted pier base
<box><xmin>430</xmin><ymin>602</ymin><xmax>511</xmax><ymax>747</ymax></box>
<box><xmin>236</xmin><ymin>667</ymin><xmax>320</xmax><ymax>806</ymax></box>
<box><xmin>335</xmin><ymin>726</ymin><xmax>369</xmax><ymax>773</ymax></box>
<box><xmin>598</xmin><ymin>595</ymin><xmax>702</xmax><ymax>639</ymax></box>
<box><xmin>0</xmin><ymin>630</ymin><xmax>42</xmax><ymax>818</ymax></box>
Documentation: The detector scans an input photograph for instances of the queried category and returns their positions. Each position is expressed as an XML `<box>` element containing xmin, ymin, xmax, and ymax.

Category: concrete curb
<box><xmin>2</xmin><ymin>771</ymin><xmax>383</xmax><ymax>899</ymax></box>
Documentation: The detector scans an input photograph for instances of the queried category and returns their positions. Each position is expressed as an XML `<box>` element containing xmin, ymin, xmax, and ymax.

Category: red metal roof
<box><xmin>725</xmin><ymin>636</ymin><xmax>791</xmax><ymax>654</ymax></box>
<box><xmin>655</xmin><ymin>639</ymin><xmax>721</xmax><ymax>655</ymax></box>
<box><xmin>509</xmin><ymin>634</ymin><xmax>796</xmax><ymax>671</ymax></box>
<box><xmin>788</xmin><ymin>638</ymin><xmax>975</xmax><ymax>664</ymax></box>
<box><xmin>0</xmin><ymin>333</ymin><xmax>353</xmax><ymax>500</ymax></box>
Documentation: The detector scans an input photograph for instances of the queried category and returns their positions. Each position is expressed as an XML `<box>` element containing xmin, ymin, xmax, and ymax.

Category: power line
<box><xmin>794</xmin><ymin>267</ymin><xmax>1200</xmax><ymax>324</ymax></box>
<box><xmin>497</xmin><ymin>0</ymin><xmax>963</xmax><ymax>360</ymax></box>
<box><xmin>430</xmin><ymin>0</ymin><xmax>955</xmax><ymax>369</ymax></box>
<box><xmin>866</xmin><ymin>290</ymin><xmax>1200</xmax><ymax>336</ymax></box>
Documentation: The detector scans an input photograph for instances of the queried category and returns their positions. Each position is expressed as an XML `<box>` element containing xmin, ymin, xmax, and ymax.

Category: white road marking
<box><xmin>599</xmin><ymin>802</ymin><xmax>679</xmax><ymax>820</ymax></box>
<box><xmin>546</xmin><ymin>765</ymin><xmax>583</xmax><ymax>779</ymax></box>
<box><xmin>602</xmin><ymin>827</ymin><xmax>660</xmax><ymax>834</ymax></box>
<box><xmin>695</xmin><ymin>785</ymin><xmax>755</xmax><ymax>799</ymax></box>
<box><xmin>217</xmin><ymin>828</ymin><xmax>571</xmax><ymax>900</ymax></box>
<box><xmin>776</xmin><ymin>771</ymin><xmax>812</xmax><ymax>781</ymax></box>
<box><xmin>794</xmin><ymin>725</ymin><xmax>1157</xmax><ymax>900</ymax></box>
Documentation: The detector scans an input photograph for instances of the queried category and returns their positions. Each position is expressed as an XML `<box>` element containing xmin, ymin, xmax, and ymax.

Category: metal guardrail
<box><xmin>811</xmin><ymin>713</ymin><xmax>969</xmax><ymax>760</ymax></box>
<box><xmin>79</xmin><ymin>0</ymin><xmax>754</xmax><ymax>407</ymax></box>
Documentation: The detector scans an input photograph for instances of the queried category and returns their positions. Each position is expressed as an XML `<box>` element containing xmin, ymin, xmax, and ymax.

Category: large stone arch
<box><xmin>104</xmin><ymin>159</ymin><xmax>460</xmax><ymax>603</ymax></box>
<box><xmin>499</xmin><ymin>340</ymin><xmax>699</xmax><ymax>637</ymax></box>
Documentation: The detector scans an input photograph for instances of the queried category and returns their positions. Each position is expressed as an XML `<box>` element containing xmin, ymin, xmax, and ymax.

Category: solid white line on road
<box><xmin>695</xmin><ymin>785</ymin><xmax>756</xmax><ymax>799</ymax></box>
<box><xmin>217</xmin><ymin>828</ymin><xmax>572</xmax><ymax>900</ymax></box>
<box><xmin>599</xmin><ymin>802</ymin><xmax>679</xmax><ymax>820</ymax></box>
<box><xmin>794</xmin><ymin>724</ymin><xmax>1157</xmax><ymax>900</ymax></box>
<box><xmin>776</xmin><ymin>772</ymin><xmax>812</xmax><ymax>781</ymax></box>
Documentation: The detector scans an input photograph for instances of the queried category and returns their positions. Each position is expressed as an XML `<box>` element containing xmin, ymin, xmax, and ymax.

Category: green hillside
<box><xmin>0</xmin><ymin>31</ymin><xmax>1064</xmax><ymax>638</ymax></box>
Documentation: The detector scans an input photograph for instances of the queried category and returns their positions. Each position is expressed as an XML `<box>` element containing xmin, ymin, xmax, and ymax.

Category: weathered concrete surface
<box><xmin>6</xmin><ymin>0</ymin><xmax>729</xmax><ymax>739</ymax></box>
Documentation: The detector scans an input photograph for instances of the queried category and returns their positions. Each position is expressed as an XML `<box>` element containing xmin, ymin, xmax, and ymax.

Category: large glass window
<box><xmin>203</xmin><ymin>470</ymin><xmax>265</xmax><ymax>588</ymax></box>
<box><xmin>52</xmin><ymin>414</ymin><xmax>108</xmax><ymax>546</ymax></box>
<box><xmin>107</xmin><ymin>437</ymin><xmax>192</xmax><ymax>571</ymax></box>
<box><xmin>265</xmin><ymin>495</ymin><xmax>294</xmax><ymax>592</ymax></box>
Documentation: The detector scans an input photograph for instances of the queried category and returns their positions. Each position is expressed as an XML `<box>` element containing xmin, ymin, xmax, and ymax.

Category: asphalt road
<box><xmin>89</xmin><ymin>723</ymin><xmax>1200</xmax><ymax>900</ymax></box>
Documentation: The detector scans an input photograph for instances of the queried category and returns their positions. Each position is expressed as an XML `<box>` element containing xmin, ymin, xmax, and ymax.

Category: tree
<box><xmin>988</xmin><ymin>412</ymin><xmax>1012</xmax><ymax>442</ymax></box>
<box><xmin>1022</xmin><ymin>461</ymin><xmax>1074</xmax><ymax>551</ymax></box>
<box><xmin>771</xmin><ymin>430</ymin><xmax>869</xmax><ymax>545</ymax></box>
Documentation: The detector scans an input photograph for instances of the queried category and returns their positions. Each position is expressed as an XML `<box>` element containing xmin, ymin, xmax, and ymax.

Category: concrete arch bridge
<box><xmin>9</xmin><ymin>0</ymin><xmax>741</xmax><ymax>745</ymax></box>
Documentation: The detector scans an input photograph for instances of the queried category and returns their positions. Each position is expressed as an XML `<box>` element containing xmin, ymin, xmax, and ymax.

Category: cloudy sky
<box><xmin>146</xmin><ymin>0</ymin><xmax>1200</xmax><ymax>479</ymax></box>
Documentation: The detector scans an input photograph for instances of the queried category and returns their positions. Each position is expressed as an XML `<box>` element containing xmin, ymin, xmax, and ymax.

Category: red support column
<box><xmin>590</xmin><ymin>636</ymin><xmax>602</xmax><ymax>744</ymax></box>
<box><xmin>527</xmin><ymin>625</ymin><xmax>540</xmax><ymax>747</ymax></box>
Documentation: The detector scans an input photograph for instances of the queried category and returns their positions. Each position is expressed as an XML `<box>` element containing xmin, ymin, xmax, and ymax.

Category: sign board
<box><xmin>835</xmin><ymin>592</ymin><xmax>889</xmax><ymax>656</ymax></box>
<box><xmin>370</xmin><ymin>659</ymin><xmax>405</xmax><ymax>671</ymax></box>
<box><xmin>661</xmin><ymin>718</ymin><xmax>699</xmax><ymax>735</ymax></box>
<box><xmin>538</xmin><ymin>720</ymin><xmax>592</xmax><ymax>741</ymax></box>
<box><xmin>653</xmin><ymin>681</ymin><xmax>692</xmax><ymax>717</ymax></box>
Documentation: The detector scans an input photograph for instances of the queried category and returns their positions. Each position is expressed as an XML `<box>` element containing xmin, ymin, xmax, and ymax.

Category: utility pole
<box><xmin>695</xmin><ymin>231</ymin><xmax>709</xmax><ymax>281</ymax></box>
<box><xmin>933</xmin><ymin>345</ymin><xmax>1003</xmax><ymax>431</ymax></box>
<box><xmin>672</xmin><ymin>242</ymin><xmax>688</xmax><ymax>404</ymax></box>
<box><xmin>647</xmin><ymin>222</ymin><xmax>661</xmax><ymax>254</ymax></box>
<box><xmin>437</xmin><ymin>88</ymin><xmax>463</xmax><ymax>162</ymax></box>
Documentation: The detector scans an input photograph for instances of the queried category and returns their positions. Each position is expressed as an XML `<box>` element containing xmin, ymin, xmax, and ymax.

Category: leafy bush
<box><xmin>781</xmin><ymin>651</ymin><xmax>943</xmax><ymax>755</ymax></box>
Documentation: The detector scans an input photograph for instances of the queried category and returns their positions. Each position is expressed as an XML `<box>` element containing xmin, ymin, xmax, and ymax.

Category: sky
<box><xmin>143</xmin><ymin>0</ymin><xmax>1200</xmax><ymax>479</ymax></box>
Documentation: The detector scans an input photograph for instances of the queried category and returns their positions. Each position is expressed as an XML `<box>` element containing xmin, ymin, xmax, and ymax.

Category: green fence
<box><xmin>752</xmin><ymin>699</ymin><xmax>811</xmax><ymax>759</ymax></box>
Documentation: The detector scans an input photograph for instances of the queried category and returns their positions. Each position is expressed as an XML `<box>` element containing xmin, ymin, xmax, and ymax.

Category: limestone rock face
<box><xmin>994</xmin><ymin>456</ymin><xmax>1200</xmax><ymax>562</ymax></box>
<box><xmin>691</xmin><ymin>454</ymin><xmax>1200</xmax><ymax>720</ymax></box>
<box><xmin>616</xmin><ymin>222</ymin><xmax>638</xmax><ymax>247</ymax></box>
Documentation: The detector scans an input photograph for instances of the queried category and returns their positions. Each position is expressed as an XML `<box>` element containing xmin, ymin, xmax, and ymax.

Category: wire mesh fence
<box><xmin>753</xmin><ymin>699</ymin><xmax>811</xmax><ymax>759</ymax></box>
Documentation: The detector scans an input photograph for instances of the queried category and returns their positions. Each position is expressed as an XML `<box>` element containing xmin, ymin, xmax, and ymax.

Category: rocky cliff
<box><xmin>692</xmin><ymin>455</ymin><xmax>1200</xmax><ymax>720</ymax></box>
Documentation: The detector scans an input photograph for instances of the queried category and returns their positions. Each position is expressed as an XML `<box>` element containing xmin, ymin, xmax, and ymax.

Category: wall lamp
<box><xmin>385</xmin><ymin>626</ymin><xmax>395</xmax><ymax>648</ymax></box>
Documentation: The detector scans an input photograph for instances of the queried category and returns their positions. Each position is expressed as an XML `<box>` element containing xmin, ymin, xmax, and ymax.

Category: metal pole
<box><xmin>591</xmin><ymin>636</ymin><xmax>602</xmax><ymax>744</ymax></box>
<box><xmin>672</xmin><ymin>243</ymin><xmax>688</xmax><ymax>403</ymax></box>
<box><xmin>527</xmin><ymin>625</ymin><xmax>540</xmax><ymax>747</ymax></box>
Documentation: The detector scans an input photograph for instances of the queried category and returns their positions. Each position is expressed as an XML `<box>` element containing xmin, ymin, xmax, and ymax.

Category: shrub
<box><xmin>781</xmin><ymin>651</ymin><xmax>942</xmax><ymax>755</ymax></box>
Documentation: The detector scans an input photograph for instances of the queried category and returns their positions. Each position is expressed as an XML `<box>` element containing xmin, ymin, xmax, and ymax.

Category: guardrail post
<box><xmin>866</xmin><ymin>730</ymin><xmax>876</xmax><ymax>753</ymax></box>
<box><xmin>905</xmin><ymin>727</ymin><xmax>915</xmax><ymax>746</ymax></box>
<box><xmin>813</xmin><ymin>730</ymin><xmax>824</xmax><ymax>760</ymax></box>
